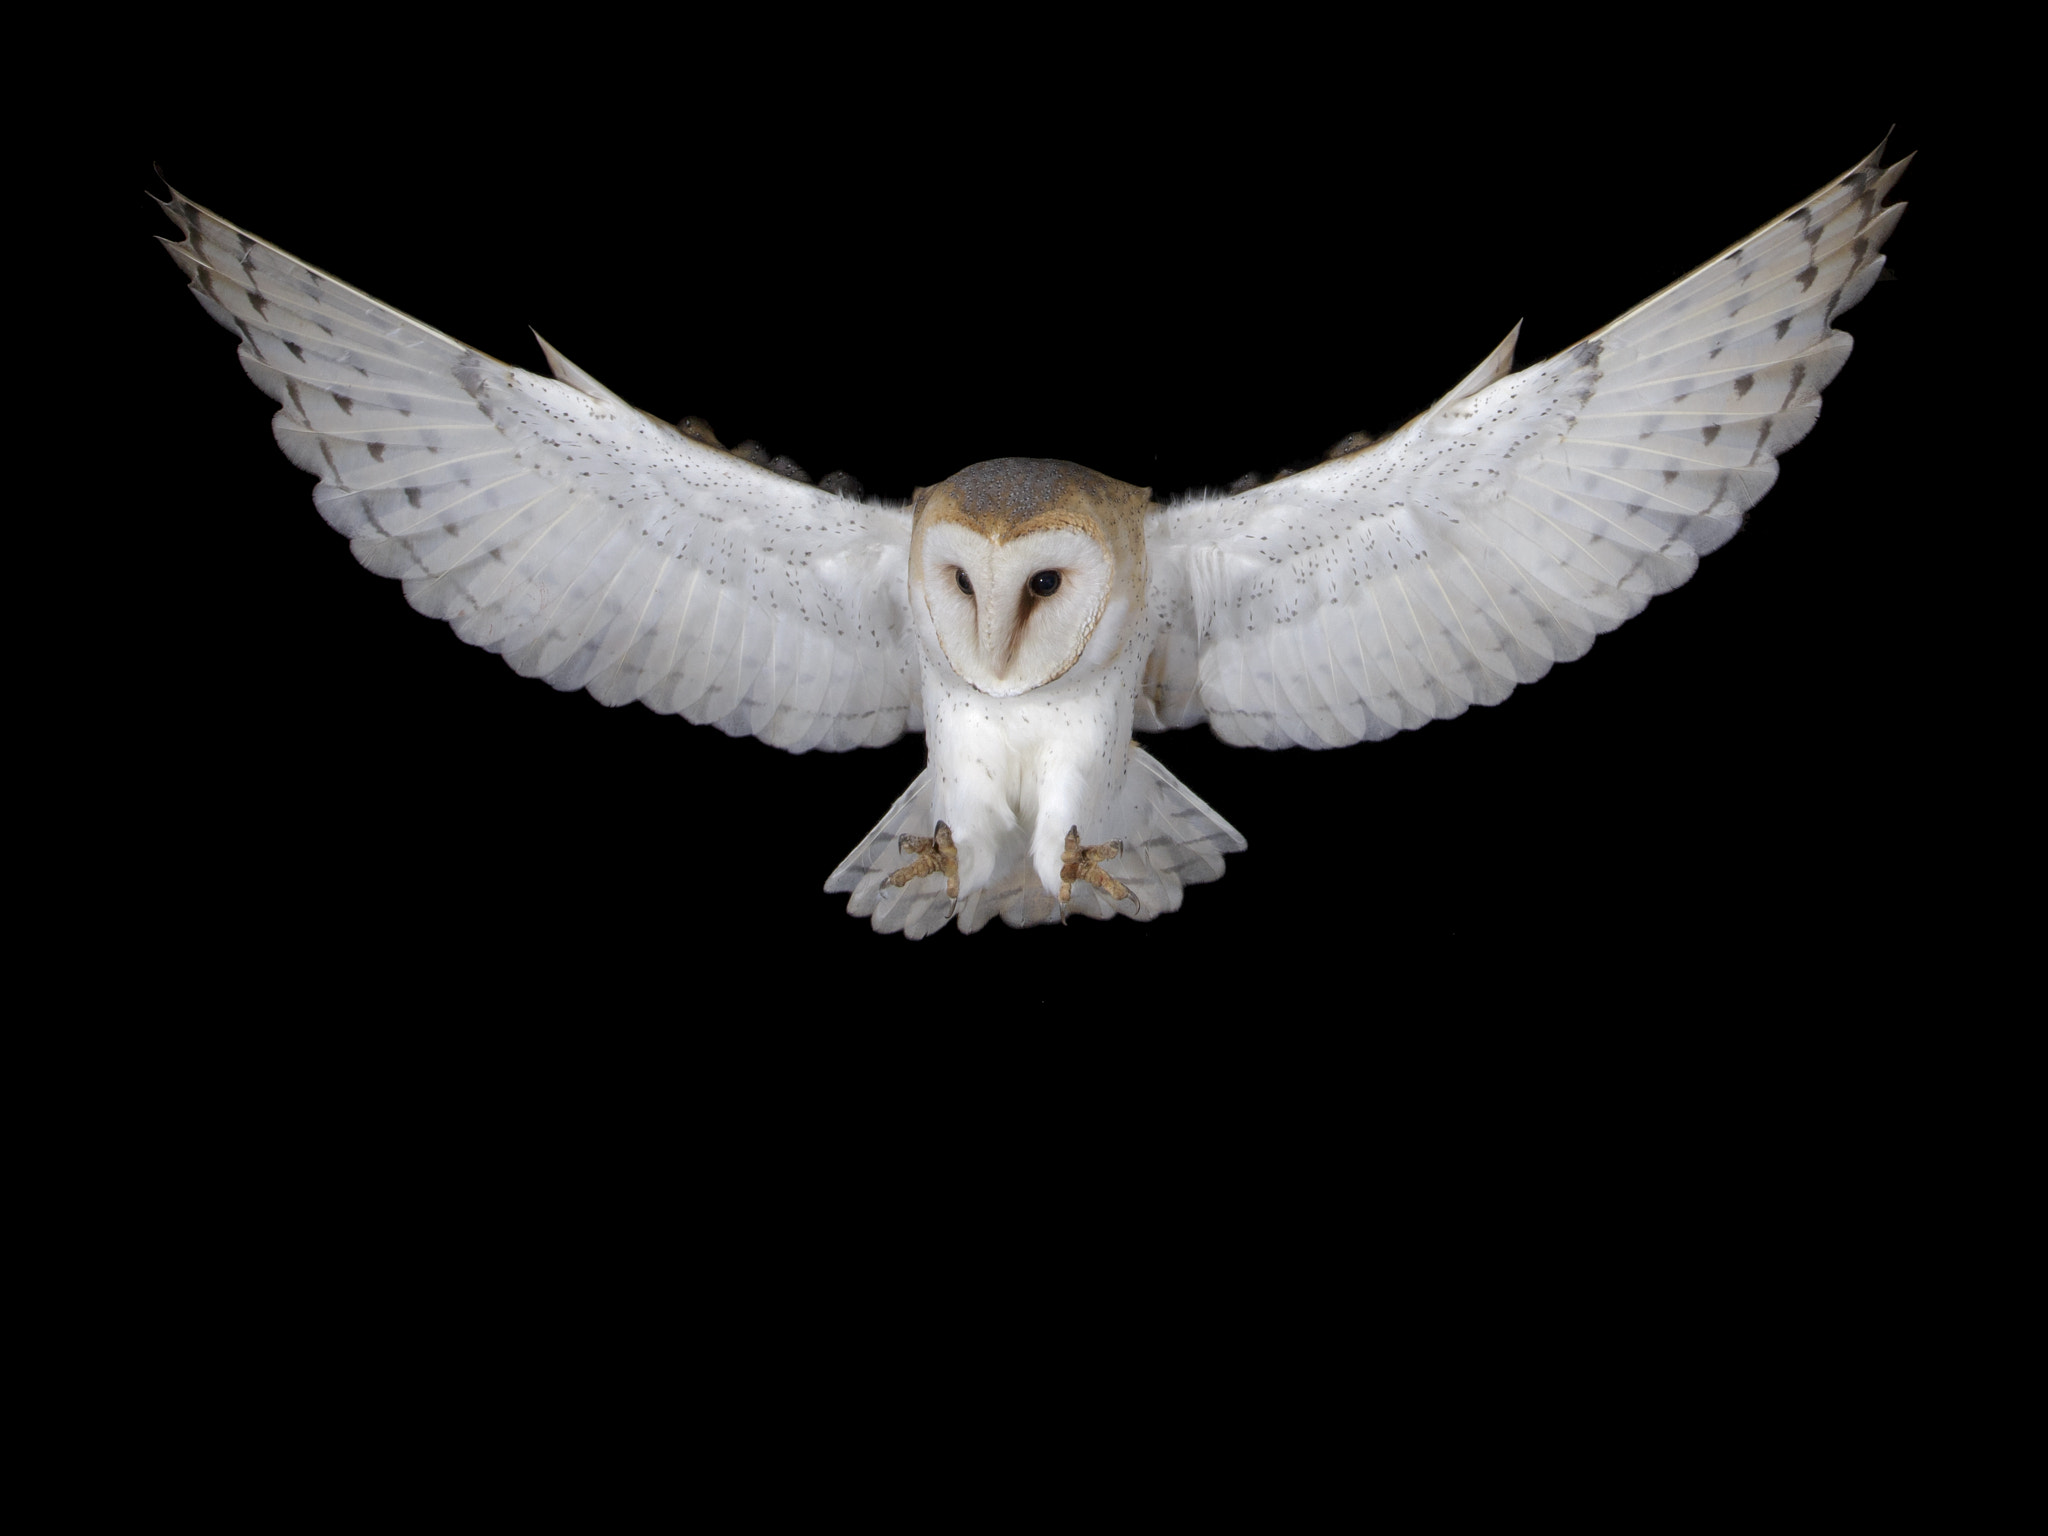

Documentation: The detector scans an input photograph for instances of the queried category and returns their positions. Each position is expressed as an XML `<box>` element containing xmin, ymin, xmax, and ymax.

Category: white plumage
<box><xmin>170</xmin><ymin>215</ymin><xmax>921</xmax><ymax>753</ymax></box>
<box><xmin>160</xmin><ymin>140</ymin><xmax>1908</xmax><ymax>938</ymax></box>
<box><xmin>1143</xmin><ymin>150</ymin><xmax>1906</xmax><ymax>749</ymax></box>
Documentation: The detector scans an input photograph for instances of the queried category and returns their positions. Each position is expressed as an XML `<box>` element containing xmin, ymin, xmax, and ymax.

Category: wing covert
<box><xmin>1144</xmin><ymin>142</ymin><xmax>1908</xmax><ymax>749</ymax></box>
<box><xmin>161</xmin><ymin>189</ymin><xmax>921</xmax><ymax>753</ymax></box>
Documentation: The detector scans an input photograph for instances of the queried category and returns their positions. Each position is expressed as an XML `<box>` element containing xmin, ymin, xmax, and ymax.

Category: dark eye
<box><xmin>956</xmin><ymin>569</ymin><xmax>974</xmax><ymax>596</ymax></box>
<box><xmin>1028</xmin><ymin>570</ymin><xmax>1062</xmax><ymax>598</ymax></box>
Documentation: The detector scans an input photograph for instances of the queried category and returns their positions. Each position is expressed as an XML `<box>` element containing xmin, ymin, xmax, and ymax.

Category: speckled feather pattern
<box><xmin>159</xmin><ymin>192</ymin><xmax>921</xmax><ymax>753</ymax></box>
<box><xmin>163</xmin><ymin>143</ymin><xmax>1905</xmax><ymax>935</ymax></box>
<box><xmin>1145</xmin><ymin>142</ymin><xmax>1908</xmax><ymax>749</ymax></box>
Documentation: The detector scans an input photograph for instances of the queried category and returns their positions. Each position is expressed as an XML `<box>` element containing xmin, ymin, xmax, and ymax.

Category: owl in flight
<box><xmin>160</xmin><ymin>142</ymin><xmax>1908</xmax><ymax>938</ymax></box>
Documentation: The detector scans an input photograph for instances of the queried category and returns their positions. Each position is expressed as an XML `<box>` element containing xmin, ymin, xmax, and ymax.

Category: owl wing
<box><xmin>161</xmin><ymin>189</ymin><xmax>920</xmax><ymax>753</ymax></box>
<box><xmin>1142</xmin><ymin>143</ymin><xmax>1907</xmax><ymax>748</ymax></box>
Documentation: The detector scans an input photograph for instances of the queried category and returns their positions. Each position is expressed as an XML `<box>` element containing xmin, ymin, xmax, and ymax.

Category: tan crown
<box><xmin>909</xmin><ymin>459</ymin><xmax>1151</xmax><ymax>696</ymax></box>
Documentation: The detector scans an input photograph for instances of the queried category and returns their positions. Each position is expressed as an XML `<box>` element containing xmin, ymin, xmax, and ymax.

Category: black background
<box><xmin>124</xmin><ymin>44</ymin><xmax>1949</xmax><ymax>1038</ymax></box>
<box><xmin>68</xmin><ymin>30</ymin><xmax>2006</xmax><ymax>1413</ymax></box>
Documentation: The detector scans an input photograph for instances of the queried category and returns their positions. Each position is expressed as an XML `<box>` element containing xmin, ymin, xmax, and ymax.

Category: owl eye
<box><xmin>1028</xmin><ymin>570</ymin><xmax>1062</xmax><ymax>598</ymax></box>
<box><xmin>955</xmin><ymin>569</ymin><xmax>974</xmax><ymax>596</ymax></box>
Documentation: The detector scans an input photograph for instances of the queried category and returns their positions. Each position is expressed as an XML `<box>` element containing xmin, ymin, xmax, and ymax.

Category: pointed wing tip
<box><xmin>148</xmin><ymin>171</ymin><xmax>188</xmax><ymax>231</ymax></box>
<box><xmin>1862</xmin><ymin>134</ymin><xmax>1913</xmax><ymax>183</ymax></box>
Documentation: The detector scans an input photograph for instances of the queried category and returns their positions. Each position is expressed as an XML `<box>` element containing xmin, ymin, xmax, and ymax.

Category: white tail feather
<box><xmin>825</xmin><ymin>748</ymin><xmax>1245</xmax><ymax>938</ymax></box>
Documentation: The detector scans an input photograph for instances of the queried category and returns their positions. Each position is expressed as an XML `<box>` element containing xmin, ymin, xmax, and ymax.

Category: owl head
<box><xmin>908</xmin><ymin>458</ymin><xmax>1151</xmax><ymax>697</ymax></box>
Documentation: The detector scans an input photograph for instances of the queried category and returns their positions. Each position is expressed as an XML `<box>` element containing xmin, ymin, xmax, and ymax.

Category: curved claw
<box><xmin>888</xmin><ymin>821</ymin><xmax>960</xmax><ymax>900</ymax></box>
<box><xmin>1058</xmin><ymin>824</ymin><xmax>1137</xmax><ymax>909</ymax></box>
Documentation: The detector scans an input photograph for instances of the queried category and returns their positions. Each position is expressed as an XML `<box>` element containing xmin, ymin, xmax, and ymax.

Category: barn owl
<box><xmin>159</xmin><ymin>141</ymin><xmax>1908</xmax><ymax>938</ymax></box>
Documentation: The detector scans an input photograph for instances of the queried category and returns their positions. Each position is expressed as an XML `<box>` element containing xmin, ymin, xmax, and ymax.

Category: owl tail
<box><xmin>824</xmin><ymin>747</ymin><xmax>1246</xmax><ymax>938</ymax></box>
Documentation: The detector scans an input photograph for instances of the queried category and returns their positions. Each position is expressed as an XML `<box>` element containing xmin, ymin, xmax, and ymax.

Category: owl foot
<box><xmin>1059</xmin><ymin>825</ymin><xmax>1137</xmax><ymax>910</ymax></box>
<box><xmin>888</xmin><ymin>821</ymin><xmax>960</xmax><ymax>900</ymax></box>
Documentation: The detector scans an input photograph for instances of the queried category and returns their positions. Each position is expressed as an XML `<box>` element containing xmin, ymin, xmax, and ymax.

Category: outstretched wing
<box><xmin>161</xmin><ymin>189</ymin><xmax>921</xmax><ymax>753</ymax></box>
<box><xmin>1143</xmin><ymin>142</ymin><xmax>1908</xmax><ymax>748</ymax></box>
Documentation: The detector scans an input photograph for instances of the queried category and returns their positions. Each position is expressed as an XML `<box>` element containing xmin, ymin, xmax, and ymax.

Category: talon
<box><xmin>1057</xmin><ymin>824</ymin><xmax>1137</xmax><ymax>909</ymax></box>
<box><xmin>887</xmin><ymin>820</ymin><xmax>959</xmax><ymax>900</ymax></box>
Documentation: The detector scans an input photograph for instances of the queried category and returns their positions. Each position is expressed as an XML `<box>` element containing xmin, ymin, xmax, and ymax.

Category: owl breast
<box><xmin>913</xmin><ymin>558</ymin><xmax>1150</xmax><ymax>905</ymax></box>
<box><xmin>900</xmin><ymin>456</ymin><xmax>1158</xmax><ymax>906</ymax></box>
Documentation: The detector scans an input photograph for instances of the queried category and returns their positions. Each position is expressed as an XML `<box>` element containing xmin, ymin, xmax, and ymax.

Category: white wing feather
<box><xmin>160</xmin><ymin>190</ymin><xmax>921</xmax><ymax>753</ymax></box>
<box><xmin>1145</xmin><ymin>142</ymin><xmax>1908</xmax><ymax>748</ymax></box>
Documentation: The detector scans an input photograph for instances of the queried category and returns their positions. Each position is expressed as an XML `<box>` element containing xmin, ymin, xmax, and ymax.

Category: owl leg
<box><xmin>888</xmin><ymin>821</ymin><xmax>960</xmax><ymax>901</ymax></box>
<box><xmin>1059</xmin><ymin>826</ymin><xmax>1137</xmax><ymax>910</ymax></box>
